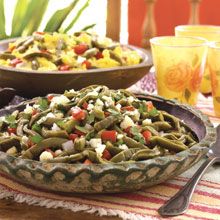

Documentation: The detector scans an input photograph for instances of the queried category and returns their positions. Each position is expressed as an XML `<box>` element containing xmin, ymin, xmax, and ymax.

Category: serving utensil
<box><xmin>158</xmin><ymin>124</ymin><xmax>220</xmax><ymax>217</ymax></box>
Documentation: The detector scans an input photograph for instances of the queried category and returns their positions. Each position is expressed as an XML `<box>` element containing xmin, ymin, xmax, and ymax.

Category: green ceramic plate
<box><xmin>0</xmin><ymin>94</ymin><xmax>215</xmax><ymax>193</ymax></box>
<box><xmin>0</xmin><ymin>38</ymin><xmax>152</xmax><ymax>97</ymax></box>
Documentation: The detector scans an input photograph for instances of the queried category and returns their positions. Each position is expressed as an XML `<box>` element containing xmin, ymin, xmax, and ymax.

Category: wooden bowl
<box><xmin>0</xmin><ymin>38</ymin><xmax>152</xmax><ymax>98</ymax></box>
<box><xmin>0</xmin><ymin>94</ymin><xmax>215</xmax><ymax>193</ymax></box>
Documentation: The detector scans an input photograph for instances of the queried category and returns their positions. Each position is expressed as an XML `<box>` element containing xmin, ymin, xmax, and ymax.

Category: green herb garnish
<box><xmin>38</xmin><ymin>98</ymin><xmax>49</xmax><ymax>111</ymax></box>
<box><xmin>32</xmin><ymin>123</ymin><xmax>42</xmax><ymax>133</ymax></box>
<box><xmin>149</xmin><ymin>108</ymin><xmax>159</xmax><ymax>117</ymax></box>
<box><xmin>30</xmin><ymin>134</ymin><xmax>44</xmax><ymax>144</ymax></box>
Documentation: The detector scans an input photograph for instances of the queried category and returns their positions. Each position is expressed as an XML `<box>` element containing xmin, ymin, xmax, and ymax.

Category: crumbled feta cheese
<box><xmin>51</xmin><ymin>123</ymin><xmax>61</xmax><ymax>131</ymax></box>
<box><xmin>37</xmin><ymin>116</ymin><xmax>47</xmax><ymax>125</ymax></box>
<box><xmin>119</xmin><ymin>144</ymin><xmax>128</xmax><ymax>150</ymax></box>
<box><xmin>120</xmin><ymin>115</ymin><xmax>135</xmax><ymax>129</ymax></box>
<box><xmin>87</xmin><ymin>103</ymin><xmax>94</xmax><ymax>111</ymax></box>
<box><xmin>39</xmin><ymin>151</ymin><xmax>53</xmax><ymax>162</ymax></box>
<box><xmin>77</xmin><ymin>56</ymin><xmax>86</xmax><ymax>63</ymax></box>
<box><xmin>117</xmin><ymin>134</ymin><xmax>124</xmax><ymax>139</ymax></box>
<box><xmin>69</xmin><ymin>89</ymin><xmax>75</xmax><ymax>93</ymax></box>
<box><xmin>115</xmin><ymin>103</ymin><xmax>121</xmax><ymax>111</ymax></box>
<box><xmin>6</xmin><ymin>146</ymin><xmax>17</xmax><ymax>155</ymax></box>
<box><xmin>50</xmin><ymin>95</ymin><xmax>70</xmax><ymax>108</ymax></box>
<box><xmin>21</xmin><ymin>136</ymin><xmax>29</xmax><ymax>145</ymax></box>
<box><xmin>95</xmin><ymin>143</ymin><xmax>106</xmax><ymax>157</ymax></box>
<box><xmin>87</xmin><ymin>91</ymin><xmax>98</xmax><ymax>97</ymax></box>
<box><xmin>125</xmin><ymin>109</ymin><xmax>140</xmax><ymax>121</ymax></box>
<box><xmin>89</xmin><ymin>138</ymin><xmax>102</xmax><ymax>148</ymax></box>
<box><xmin>89</xmin><ymin>100</ymin><xmax>94</xmax><ymax>104</ymax></box>
<box><xmin>24</xmin><ymin>104</ymin><xmax>33</xmax><ymax>114</ymax></box>
<box><xmin>95</xmin><ymin>98</ymin><xmax>104</xmax><ymax>107</ymax></box>
<box><xmin>54</xmin><ymin>149</ymin><xmax>63</xmax><ymax>156</ymax></box>
<box><xmin>142</xmin><ymin>118</ymin><xmax>152</xmax><ymax>126</ymax></box>
<box><xmin>46</xmin><ymin>112</ymin><xmax>55</xmax><ymax>118</ymax></box>
<box><xmin>33</xmin><ymin>104</ymin><xmax>40</xmax><ymax>109</ymax></box>
<box><xmin>62</xmin><ymin>140</ymin><xmax>74</xmax><ymax>151</ymax></box>
<box><xmin>102</xmin><ymin>95</ymin><xmax>114</xmax><ymax>107</ymax></box>
<box><xmin>127</xmin><ymin>96</ymin><xmax>134</xmax><ymax>103</ymax></box>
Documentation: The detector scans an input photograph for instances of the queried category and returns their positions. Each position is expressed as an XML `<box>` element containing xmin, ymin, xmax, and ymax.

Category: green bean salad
<box><xmin>0</xmin><ymin>86</ymin><xmax>198</xmax><ymax>164</ymax></box>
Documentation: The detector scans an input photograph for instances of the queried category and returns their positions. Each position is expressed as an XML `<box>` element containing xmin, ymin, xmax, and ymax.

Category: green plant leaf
<box><xmin>184</xmin><ymin>89</ymin><xmax>191</xmax><ymax>102</ymax></box>
<box><xmin>44</xmin><ymin>0</ymin><xmax>79</xmax><ymax>32</ymax></box>
<box><xmin>215</xmin><ymin>97</ymin><xmax>220</xmax><ymax>103</ymax></box>
<box><xmin>63</xmin><ymin>0</ymin><xmax>90</xmax><ymax>33</ymax></box>
<box><xmin>0</xmin><ymin>0</ymin><xmax>6</xmax><ymax>39</ymax></box>
<box><xmin>23</xmin><ymin>0</ymin><xmax>49</xmax><ymax>36</ymax></box>
<box><xmin>30</xmin><ymin>134</ymin><xmax>43</xmax><ymax>144</ymax></box>
<box><xmin>11</xmin><ymin>0</ymin><xmax>30</xmax><ymax>37</ymax></box>
<box><xmin>81</xmin><ymin>23</ymin><xmax>96</xmax><ymax>31</ymax></box>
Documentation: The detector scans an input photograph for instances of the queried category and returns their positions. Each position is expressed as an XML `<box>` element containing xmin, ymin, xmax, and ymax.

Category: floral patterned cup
<box><xmin>150</xmin><ymin>36</ymin><xmax>208</xmax><ymax>105</ymax></box>
<box><xmin>175</xmin><ymin>25</ymin><xmax>220</xmax><ymax>94</ymax></box>
<box><xmin>207</xmin><ymin>42</ymin><xmax>220</xmax><ymax>117</ymax></box>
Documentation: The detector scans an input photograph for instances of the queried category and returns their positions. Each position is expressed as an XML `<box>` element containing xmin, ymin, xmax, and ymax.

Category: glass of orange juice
<box><xmin>207</xmin><ymin>42</ymin><xmax>220</xmax><ymax>117</ymax></box>
<box><xmin>150</xmin><ymin>36</ymin><xmax>208</xmax><ymax>105</ymax></box>
<box><xmin>175</xmin><ymin>25</ymin><xmax>220</xmax><ymax>94</ymax></box>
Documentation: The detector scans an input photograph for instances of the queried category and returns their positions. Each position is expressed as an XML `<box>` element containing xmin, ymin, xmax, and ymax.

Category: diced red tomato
<box><xmin>82</xmin><ymin>102</ymin><xmax>88</xmax><ymax>110</ymax></box>
<box><xmin>121</xmin><ymin>106</ymin><xmax>135</xmax><ymax>111</ymax></box>
<box><xmin>59</xmin><ymin>64</ymin><xmax>70</xmax><ymax>71</ymax></box>
<box><xmin>75</xmin><ymin>129</ymin><xmax>85</xmax><ymax>136</ymax></box>
<box><xmin>10</xmin><ymin>58</ymin><xmax>22</xmax><ymax>67</ymax></box>
<box><xmin>104</xmin><ymin>112</ymin><xmax>110</xmax><ymax>117</ymax></box>
<box><xmin>72</xmin><ymin>108</ymin><xmax>86</xmax><ymax>121</ymax></box>
<box><xmin>146</xmin><ymin>101</ymin><xmax>154</xmax><ymax>111</ymax></box>
<box><xmin>82</xmin><ymin>60</ymin><xmax>92</xmax><ymax>69</ymax></box>
<box><xmin>83</xmin><ymin>159</ymin><xmax>93</xmax><ymax>165</ymax></box>
<box><xmin>101</xmin><ymin>130</ymin><xmax>117</xmax><ymax>142</ymax></box>
<box><xmin>32</xmin><ymin>109</ymin><xmax>38</xmax><ymax>116</ymax></box>
<box><xmin>124</xmin><ymin>126</ymin><xmax>132</xmax><ymax>137</ymax></box>
<box><xmin>69</xmin><ymin>133</ymin><xmax>78</xmax><ymax>141</ymax></box>
<box><xmin>45</xmin><ymin>148</ymin><xmax>55</xmax><ymax>157</ymax></box>
<box><xmin>95</xmin><ymin>51</ymin><xmax>103</xmax><ymax>59</ymax></box>
<box><xmin>47</xmin><ymin>95</ymin><xmax>54</xmax><ymax>101</ymax></box>
<box><xmin>7</xmin><ymin>127</ymin><xmax>16</xmax><ymax>135</ymax></box>
<box><xmin>142</xmin><ymin>130</ymin><xmax>152</xmax><ymax>144</ymax></box>
<box><xmin>74</xmin><ymin>44</ymin><xmax>88</xmax><ymax>55</ymax></box>
<box><xmin>102</xmin><ymin>149</ymin><xmax>112</xmax><ymax>160</ymax></box>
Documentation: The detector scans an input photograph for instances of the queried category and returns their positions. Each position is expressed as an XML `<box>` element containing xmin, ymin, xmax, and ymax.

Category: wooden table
<box><xmin>0</xmin><ymin>198</ymin><xmax>120</xmax><ymax>220</ymax></box>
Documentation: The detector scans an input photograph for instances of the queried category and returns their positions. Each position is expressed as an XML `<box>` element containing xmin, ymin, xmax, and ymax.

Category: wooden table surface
<box><xmin>0</xmin><ymin>198</ymin><xmax>120</xmax><ymax>220</ymax></box>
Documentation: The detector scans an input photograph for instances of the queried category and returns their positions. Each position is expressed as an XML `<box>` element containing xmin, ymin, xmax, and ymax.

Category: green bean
<box><xmin>47</xmin><ymin>153</ymin><xmax>85</xmax><ymax>163</ymax></box>
<box><xmin>151</xmin><ymin>121</ymin><xmax>172</xmax><ymax>131</ymax></box>
<box><xmin>82</xmin><ymin>150</ymin><xmax>108</xmax><ymax>164</ymax></box>
<box><xmin>16</xmin><ymin>119</ymin><xmax>29</xmax><ymax>136</ymax></box>
<box><xmin>110</xmin><ymin>148</ymin><xmax>140</xmax><ymax>163</ymax></box>
<box><xmin>150</xmin><ymin>136</ymin><xmax>187</xmax><ymax>152</ymax></box>
<box><xmin>74</xmin><ymin>137</ymin><xmax>86</xmax><ymax>152</ymax></box>
<box><xmin>131</xmin><ymin>147</ymin><xmax>162</xmax><ymax>161</ymax></box>
<box><xmin>21</xmin><ymin>138</ymin><xmax>68</xmax><ymax>159</ymax></box>
<box><xmin>59</xmin><ymin>119</ymin><xmax>78</xmax><ymax>133</ymax></box>
<box><xmin>23</xmin><ymin>124</ymin><xmax>39</xmax><ymax>136</ymax></box>
<box><xmin>142</xmin><ymin>126</ymin><xmax>159</xmax><ymax>136</ymax></box>
<box><xmin>0</xmin><ymin>137</ymin><xmax>21</xmax><ymax>152</ymax></box>
<box><xmin>94</xmin><ymin>115</ymin><xmax>121</xmax><ymax>131</ymax></box>
<box><xmin>162</xmin><ymin>111</ymin><xmax>181</xmax><ymax>132</ymax></box>
<box><xmin>29</xmin><ymin>109</ymin><xmax>50</xmax><ymax>127</ymax></box>
<box><xmin>106</xmin><ymin>141</ymin><xmax>122</xmax><ymax>156</ymax></box>
<box><xmin>123</xmin><ymin>136</ymin><xmax>148</xmax><ymax>149</ymax></box>
<box><xmin>93</xmin><ymin>108</ymin><xmax>105</xmax><ymax>120</ymax></box>
<box><xmin>41</xmin><ymin>127</ymin><xmax>68</xmax><ymax>138</ymax></box>
<box><xmin>41</xmin><ymin>117</ymin><xmax>62</xmax><ymax>126</ymax></box>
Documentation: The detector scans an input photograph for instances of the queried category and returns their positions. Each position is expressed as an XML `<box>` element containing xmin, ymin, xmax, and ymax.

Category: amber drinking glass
<box><xmin>150</xmin><ymin>36</ymin><xmax>208</xmax><ymax>105</ymax></box>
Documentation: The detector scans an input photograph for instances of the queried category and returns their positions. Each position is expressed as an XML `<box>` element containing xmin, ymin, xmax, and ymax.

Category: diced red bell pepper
<box><xmin>83</xmin><ymin>159</ymin><xmax>93</xmax><ymax>164</ymax></box>
<box><xmin>104</xmin><ymin>112</ymin><xmax>110</xmax><ymax>117</ymax></box>
<box><xmin>72</xmin><ymin>108</ymin><xmax>86</xmax><ymax>121</ymax></box>
<box><xmin>7</xmin><ymin>127</ymin><xmax>16</xmax><ymax>135</ymax></box>
<box><xmin>101</xmin><ymin>130</ymin><xmax>117</xmax><ymax>142</ymax></box>
<box><xmin>7</xmin><ymin>45</ymin><xmax>16</xmax><ymax>52</ymax></box>
<box><xmin>27</xmin><ymin>140</ymin><xmax>34</xmax><ymax>148</ymax></box>
<box><xmin>121</xmin><ymin>106</ymin><xmax>135</xmax><ymax>111</ymax></box>
<box><xmin>95</xmin><ymin>51</ymin><xmax>103</xmax><ymax>59</ymax></box>
<box><xmin>69</xmin><ymin>133</ymin><xmax>78</xmax><ymax>141</ymax></box>
<box><xmin>75</xmin><ymin>129</ymin><xmax>85</xmax><ymax>136</ymax></box>
<box><xmin>32</xmin><ymin>109</ymin><xmax>38</xmax><ymax>116</ymax></box>
<box><xmin>124</xmin><ymin>126</ymin><xmax>132</xmax><ymax>137</ymax></box>
<box><xmin>146</xmin><ymin>101</ymin><xmax>154</xmax><ymax>111</ymax></box>
<box><xmin>142</xmin><ymin>130</ymin><xmax>152</xmax><ymax>144</ymax></box>
<box><xmin>47</xmin><ymin>95</ymin><xmax>54</xmax><ymax>101</ymax></box>
<box><xmin>82</xmin><ymin>102</ymin><xmax>88</xmax><ymax>110</ymax></box>
<box><xmin>10</xmin><ymin>58</ymin><xmax>22</xmax><ymax>67</ymax></box>
<box><xmin>59</xmin><ymin>64</ymin><xmax>70</xmax><ymax>71</ymax></box>
<box><xmin>74</xmin><ymin>44</ymin><xmax>88</xmax><ymax>55</ymax></box>
<box><xmin>82</xmin><ymin>60</ymin><xmax>92</xmax><ymax>69</ymax></box>
<box><xmin>102</xmin><ymin>149</ymin><xmax>112</xmax><ymax>160</ymax></box>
